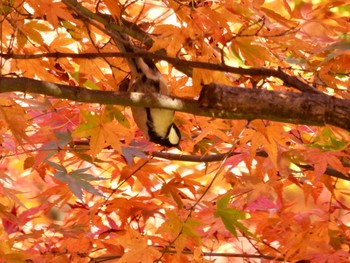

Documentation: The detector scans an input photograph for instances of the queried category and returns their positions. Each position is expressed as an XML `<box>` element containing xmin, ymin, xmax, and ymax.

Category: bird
<box><xmin>112</xmin><ymin>29</ymin><xmax>181</xmax><ymax>147</ymax></box>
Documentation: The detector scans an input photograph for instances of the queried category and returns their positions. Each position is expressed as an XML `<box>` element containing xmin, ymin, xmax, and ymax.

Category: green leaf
<box><xmin>182</xmin><ymin>217</ymin><xmax>202</xmax><ymax>244</ymax></box>
<box><xmin>113</xmin><ymin>108</ymin><xmax>130</xmax><ymax>128</ymax></box>
<box><xmin>83</xmin><ymin>79</ymin><xmax>101</xmax><ymax>90</ymax></box>
<box><xmin>307</xmin><ymin>127</ymin><xmax>349</xmax><ymax>151</ymax></box>
<box><xmin>214</xmin><ymin>194</ymin><xmax>253</xmax><ymax>238</ymax></box>
<box><xmin>104</xmin><ymin>106</ymin><xmax>130</xmax><ymax>128</ymax></box>
<box><xmin>72</xmin><ymin>111</ymin><xmax>99</xmax><ymax>137</ymax></box>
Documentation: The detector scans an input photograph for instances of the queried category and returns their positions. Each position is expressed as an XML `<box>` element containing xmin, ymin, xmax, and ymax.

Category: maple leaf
<box><xmin>157</xmin><ymin>210</ymin><xmax>202</xmax><ymax>254</ymax></box>
<box><xmin>214</xmin><ymin>194</ymin><xmax>253</xmax><ymax>238</ymax></box>
<box><xmin>150</xmin><ymin>25</ymin><xmax>186</xmax><ymax>57</ymax></box>
<box><xmin>0</xmin><ymin>99</ymin><xmax>29</xmax><ymax>145</ymax></box>
<box><xmin>60</xmin><ymin>234</ymin><xmax>93</xmax><ymax>253</ymax></box>
<box><xmin>309</xmin><ymin>127</ymin><xmax>349</xmax><ymax>151</ymax></box>
<box><xmin>121</xmin><ymin>146</ymin><xmax>148</xmax><ymax>166</ymax></box>
<box><xmin>160</xmin><ymin>172</ymin><xmax>202</xmax><ymax>208</ymax></box>
<box><xmin>39</xmin><ymin>131</ymin><xmax>72</xmax><ymax>154</ymax></box>
<box><xmin>2</xmin><ymin>0</ymin><xmax>350</xmax><ymax>261</ymax></box>
<box><xmin>27</xmin><ymin>0</ymin><xmax>75</xmax><ymax>28</ymax></box>
<box><xmin>232</xmin><ymin>37</ymin><xmax>273</xmax><ymax>66</ymax></box>
<box><xmin>48</xmin><ymin>161</ymin><xmax>104</xmax><ymax>199</ymax></box>
<box><xmin>106</xmin><ymin>196</ymin><xmax>161</xmax><ymax>227</ymax></box>
<box><xmin>49</xmin><ymin>33</ymin><xmax>76</xmax><ymax>52</ymax></box>
<box><xmin>0</xmin><ymin>240</ymin><xmax>27</xmax><ymax>262</ymax></box>
<box><xmin>32</xmin><ymin>131</ymin><xmax>73</xmax><ymax>171</ymax></box>
<box><xmin>20</xmin><ymin>20</ymin><xmax>48</xmax><ymax>47</ymax></box>
<box><xmin>311</xmin><ymin>249</ymin><xmax>350</xmax><ymax>263</ymax></box>
<box><xmin>0</xmin><ymin>182</ymin><xmax>25</xmax><ymax>208</ymax></box>
<box><xmin>73</xmin><ymin>109</ymin><xmax>131</xmax><ymax>157</ymax></box>
<box><xmin>1</xmin><ymin>205</ymin><xmax>20</xmax><ymax>235</ymax></box>
<box><xmin>103</xmin><ymin>0</ymin><xmax>122</xmax><ymax>18</ymax></box>
<box><xmin>117</xmin><ymin>228</ymin><xmax>161</xmax><ymax>263</ymax></box>
<box><xmin>157</xmin><ymin>209</ymin><xmax>182</xmax><ymax>234</ymax></box>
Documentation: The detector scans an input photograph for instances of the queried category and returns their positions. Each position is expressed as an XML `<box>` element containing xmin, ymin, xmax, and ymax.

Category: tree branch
<box><xmin>70</xmin><ymin>141</ymin><xmax>350</xmax><ymax>181</ymax></box>
<box><xmin>199</xmin><ymin>83</ymin><xmax>350</xmax><ymax>131</ymax></box>
<box><xmin>0</xmin><ymin>51</ymin><xmax>319</xmax><ymax>94</ymax></box>
<box><xmin>0</xmin><ymin>77</ymin><xmax>349</xmax><ymax>130</ymax></box>
<box><xmin>92</xmin><ymin>250</ymin><xmax>284</xmax><ymax>262</ymax></box>
<box><xmin>150</xmin><ymin>150</ymin><xmax>350</xmax><ymax>181</ymax></box>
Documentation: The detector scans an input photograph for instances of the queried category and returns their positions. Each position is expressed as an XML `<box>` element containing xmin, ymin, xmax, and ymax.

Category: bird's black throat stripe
<box><xmin>145</xmin><ymin>108</ymin><xmax>175</xmax><ymax>147</ymax></box>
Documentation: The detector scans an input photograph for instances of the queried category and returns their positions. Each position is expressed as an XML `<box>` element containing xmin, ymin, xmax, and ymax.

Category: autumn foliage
<box><xmin>1</xmin><ymin>0</ymin><xmax>350</xmax><ymax>262</ymax></box>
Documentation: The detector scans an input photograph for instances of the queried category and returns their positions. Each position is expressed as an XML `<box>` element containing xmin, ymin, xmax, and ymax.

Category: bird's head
<box><xmin>149</xmin><ymin>123</ymin><xmax>181</xmax><ymax>148</ymax></box>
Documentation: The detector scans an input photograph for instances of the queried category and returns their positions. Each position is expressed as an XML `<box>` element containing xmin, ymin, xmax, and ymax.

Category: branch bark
<box><xmin>199</xmin><ymin>83</ymin><xmax>350</xmax><ymax>131</ymax></box>
<box><xmin>1</xmin><ymin>77</ymin><xmax>349</xmax><ymax>131</ymax></box>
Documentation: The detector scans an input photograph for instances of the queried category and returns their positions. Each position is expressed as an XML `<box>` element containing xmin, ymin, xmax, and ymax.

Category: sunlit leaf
<box><xmin>1</xmin><ymin>0</ymin><xmax>350</xmax><ymax>261</ymax></box>
<box><xmin>214</xmin><ymin>194</ymin><xmax>253</xmax><ymax>238</ymax></box>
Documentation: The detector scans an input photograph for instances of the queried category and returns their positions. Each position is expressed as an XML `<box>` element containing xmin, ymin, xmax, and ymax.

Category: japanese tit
<box><xmin>114</xmin><ymin>33</ymin><xmax>181</xmax><ymax>147</ymax></box>
<box><xmin>129</xmin><ymin>57</ymin><xmax>181</xmax><ymax>147</ymax></box>
<box><xmin>131</xmin><ymin>106</ymin><xmax>181</xmax><ymax>147</ymax></box>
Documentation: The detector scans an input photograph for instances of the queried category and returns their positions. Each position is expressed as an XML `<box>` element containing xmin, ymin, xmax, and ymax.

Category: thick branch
<box><xmin>199</xmin><ymin>83</ymin><xmax>350</xmax><ymax>131</ymax></box>
<box><xmin>0</xmin><ymin>76</ymin><xmax>199</xmax><ymax>114</ymax></box>
<box><xmin>1</xmin><ymin>77</ymin><xmax>350</xmax><ymax>130</ymax></box>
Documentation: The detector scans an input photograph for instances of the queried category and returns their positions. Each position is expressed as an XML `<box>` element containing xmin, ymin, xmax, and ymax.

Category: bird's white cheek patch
<box><xmin>168</xmin><ymin>126</ymin><xmax>180</xmax><ymax>145</ymax></box>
